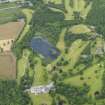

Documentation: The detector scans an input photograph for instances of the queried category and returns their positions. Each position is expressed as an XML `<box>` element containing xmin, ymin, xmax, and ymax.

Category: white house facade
<box><xmin>28</xmin><ymin>83</ymin><xmax>54</xmax><ymax>95</ymax></box>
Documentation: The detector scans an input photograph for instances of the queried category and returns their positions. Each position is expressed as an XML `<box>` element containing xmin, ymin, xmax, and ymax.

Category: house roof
<box><xmin>0</xmin><ymin>21</ymin><xmax>25</xmax><ymax>40</ymax></box>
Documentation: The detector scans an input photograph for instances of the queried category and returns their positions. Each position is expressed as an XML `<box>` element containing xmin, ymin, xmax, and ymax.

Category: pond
<box><xmin>30</xmin><ymin>37</ymin><xmax>60</xmax><ymax>60</ymax></box>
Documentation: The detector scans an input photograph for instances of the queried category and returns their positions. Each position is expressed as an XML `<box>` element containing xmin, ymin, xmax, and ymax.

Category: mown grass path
<box><xmin>17</xmin><ymin>9</ymin><xmax>33</xmax><ymax>42</ymax></box>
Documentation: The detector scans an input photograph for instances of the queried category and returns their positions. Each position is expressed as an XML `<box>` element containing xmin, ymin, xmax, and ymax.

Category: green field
<box><xmin>17</xmin><ymin>49</ymin><xmax>30</xmax><ymax>83</ymax></box>
<box><xmin>64</xmin><ymin>63</ymin><xmax>104</xmax><ymax>96</ymax></box>
<box><xmin>17</xmin><ymin>9</ymin><xmax>33</xmax><ymax>42</ymax></box>
<box><xmin>0</xmin><ymin>8</ymin><xmax>24</xmax><ymax>24</ymax></box>
<box><xmin>32</xmin><ymin>57</ymin><xmax>48</xmax><ymax>86</ymax></box>
<box><xmin>30</xmin><ymin>93</ymin><xmax>52</xmax><ymax>105</ymax></box>
<box><xmin>69</xmin><ymin>24</ymin><xmax>91</xmax><ymax>34</ymax></box>
<box><xmin>0</xmin><ymin>2</ymin><xmax>17</xmax><ymax>9</ymax></box>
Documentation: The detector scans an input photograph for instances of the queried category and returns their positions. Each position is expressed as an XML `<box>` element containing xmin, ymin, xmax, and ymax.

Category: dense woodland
<box><xmin>52</xmin><ymin>82</ymin><xmax>90</xmax><ymax>105</ymax></box>
<box><xmin>86</xmin><ymin>0</ymin><xmax>105</xmax><ymax>37</ymax></box>
<box><xmin>0</xmin><ymin>80</ymin><xmax>32</xmax><ymax>105</ymax></box>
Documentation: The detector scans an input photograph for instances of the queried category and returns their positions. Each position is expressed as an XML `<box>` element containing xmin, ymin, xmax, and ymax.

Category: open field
<box><xmin>0</xmin><ymin>21</ymin><xmax>25</xmax><ymax>80</ymax></box>
<box><xmin>30</xmin><ymin>93</ymin><xmax>52</xmax><ymax>105</ymax></box>
<box><xmin>17</xmin><ymin>49</ymin><xmax>30</xmax><ymax>83</ymax></box>
<box><xmin>0</xmin><ymin>52</ymin><xmax>16</xmax><ymax>79</ymax></box>
<box><xmin>72</xmin><ymin>0</ymin><xmax>92</xmax><ymax>19</ymax></box>
<box><xmin>65</xmin><ymin>40</ymin><xmax>89</xmax><ymax>69</ymax></box>
<box><xmin>17</xmin><ymin>9</ymin><xmax>33</xmax><ymax>42</ymax></box>
<box><xmin>0</xmin><ymin>21</ymin><xmax>25</xmax><ymax>40</ymax></box>
<box><xmin>32</xmin><ymin>57</ymin><xmax>48</xmax><ymax>86</ymax></box>
<box><xmin>51</xmin><ymin>32</ymin><xmax>89</xmax><ymax>71</ymax></box>
<box><xmin>43</xmin><ymin>0</ymin><xmax>62</xmax><ymax>4</ymax></box>
<box><xmin>56</xmin><ymin>35</ymin><xmax>103</xmax><ymax>97</ymax></box>
<box><xmin>0</xmin><ymin>8</ymin><xmax>24</xmax><ymax>24</ymax></box>
<box><xmin>22</xmin><ymin>9</ymin><xmax>33</xmax><ymax>24</ymax></box>
<box><xmin>47</xmin><ymin>31</ymin><xmax>89</xmax><ymax>72</ymax></box>
<box><xmin>0</xmin><ymin>2</ymin><xmax>17</xmax><ymax>9</ymax></box>
<box><xmin>69</xmin><ymin>24</ymin><xmax>91</xmax><ymax>34</ymax></box>
<box><xmin>0</xmin><ymin>21</ymin><xmax>25</xmax><ymax>51</ymax></box>
<box><xmin>56</xmin><ymin>28</ymin><xmax>67</xmax><ymax>51</ymax></box>
<box><xmin>64</xmin><ymin>62</ymin><xmax>104</xmax><ymax>97</ymax></box>
<box><xmin>46</xmin><ymin>21</ymin><xmax>104</xmax><ymax>99</ymax></box>
<box><xmin>48</xmin><ymin>0</ymin><xmax>92</xmax><ymax>20</ymax></box>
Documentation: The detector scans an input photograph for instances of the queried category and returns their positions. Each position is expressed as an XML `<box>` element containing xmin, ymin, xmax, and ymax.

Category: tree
<box><xmin>53</xmin><ymin>82</ymin><xmax>90</xmax><ymax>105</ymax></box>
<box><xmin>0</xmin><ymin>80</ymin><xmax>31</xmax><ymax>105</ymax></box>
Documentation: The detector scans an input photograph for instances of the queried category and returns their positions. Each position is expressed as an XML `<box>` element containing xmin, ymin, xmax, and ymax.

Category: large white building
<box><xmin>28</xmin><ymin>83</ymin><xmax>54</xmax><ymax>95</ymax></box>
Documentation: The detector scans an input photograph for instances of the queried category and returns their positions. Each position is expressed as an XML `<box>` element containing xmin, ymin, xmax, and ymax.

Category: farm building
<box><xmin>0</xmin><ymin>21</ymin><xmax>25</xmax><ymax>52</ymax></box>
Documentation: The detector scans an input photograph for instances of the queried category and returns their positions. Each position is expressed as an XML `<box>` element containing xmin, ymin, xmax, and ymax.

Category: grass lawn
<box><xmin>29</xmin><ymin>93</ymin><xmax>52</xmax><ymax>105</ymax></box>
<box><xmin>72</xmin><ymin>0</ymin><xmax>92</xmax><ymax>19</ymax></box>
<box><xmin>52</xmin><ymin>0</ymin><xmax>62</xmax><ymax>4</ymax></box>
<box><xmin>73</xmin><ymin>0</ymin><xmax>78</xmax><ymax>11</ymax></box>
<box><xmin>69</xmin><ymin>24</ymin><xmax>91</xmax><ymax>34</ymax></box>
<box><xmin>81</xmin><ymin>1</ymin><xmax>93</xmax><ymax>19</ymax></box>
<box><xmin>45</xmin><ymin>0</ymin><xmax>92</xmax><ymax>20</ymax></box>
<box><xmin>17</xmin><ymin>9</ymin><xmax>33</xmax><ymax>42</ymax></box>
<box><xmin>78</xmin><ymin>0</ymin><xmax>85</xmax><ymax>11</ymax></box>
<box><xmin>0</xmin><ymin>2</ymin><xmax>17</xmax><ymax>9</ymax></box>
<box><xmin>0</xmin><ymin>8</ymin><xmax>23</xmax><ymax>24</ymax></box>
<box><xmin>51</xmin><ymin>40</ymin><xmax>89</xmax><ymax>73</ymax></box>
<box><xmin>44</xmin><ymin>0</ymin><xmax>62</xmax><ymax>4</ymax></box>
<box><xmin>55</xmin><ymin>94</ymin><xmax>69</xmax><ymax>105</ymax></box>
<box><xmin>95</xmin><ymin>99</ymin><xmax>105</xmax><ymax>105</ymax></box>
<box><xmin>64</xmin><ymin>62</ymin><xmax>104</xmax><ymax>97</ymax></box>
<box><xmin>22</xmin><ymin>9</ymin><xmax>33</xmax><ymax>23</ymax></box>
<box><xmin>48</xmin><ymin>33</ymin><xmax>89</xmax><ymax>73</ymax></box>
<box><xmin>64</xmin><ymin>39</ymin><xmax>89</xmax><ymax>69</ymax></box>
<box><xmin>17</xmin><ymin>49</ymin><xmax>30</xmax><ymax>83</ymax></box>
<box><xmin>56</xmin><ymin>28</ymin><xmax>67</xmax><ymax>51</ymax></box>
<box><xmin>32</xmin><ymin>57</ymin><xmax>48</xmax><ymax>86</ymax></box>
<box><xmin>49</xmin><ymin>26</ymin><xmax>104</xmax><ymax>97</ymax></box>
<box><xmin>93</xmin><ymin>37</ymin><xmax>103</xmax><ymax>53</ymax></box>
<box><xmin>64</xmin><ymin>0</ymin><xmax>74</xmax><ymax>20</ymax></box>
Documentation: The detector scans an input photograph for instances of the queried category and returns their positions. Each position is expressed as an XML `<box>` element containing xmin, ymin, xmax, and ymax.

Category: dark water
<box><xmin>30</xmin><ymin>37</ymin><xmax>60</xmax><ymax>60</ymax></box>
